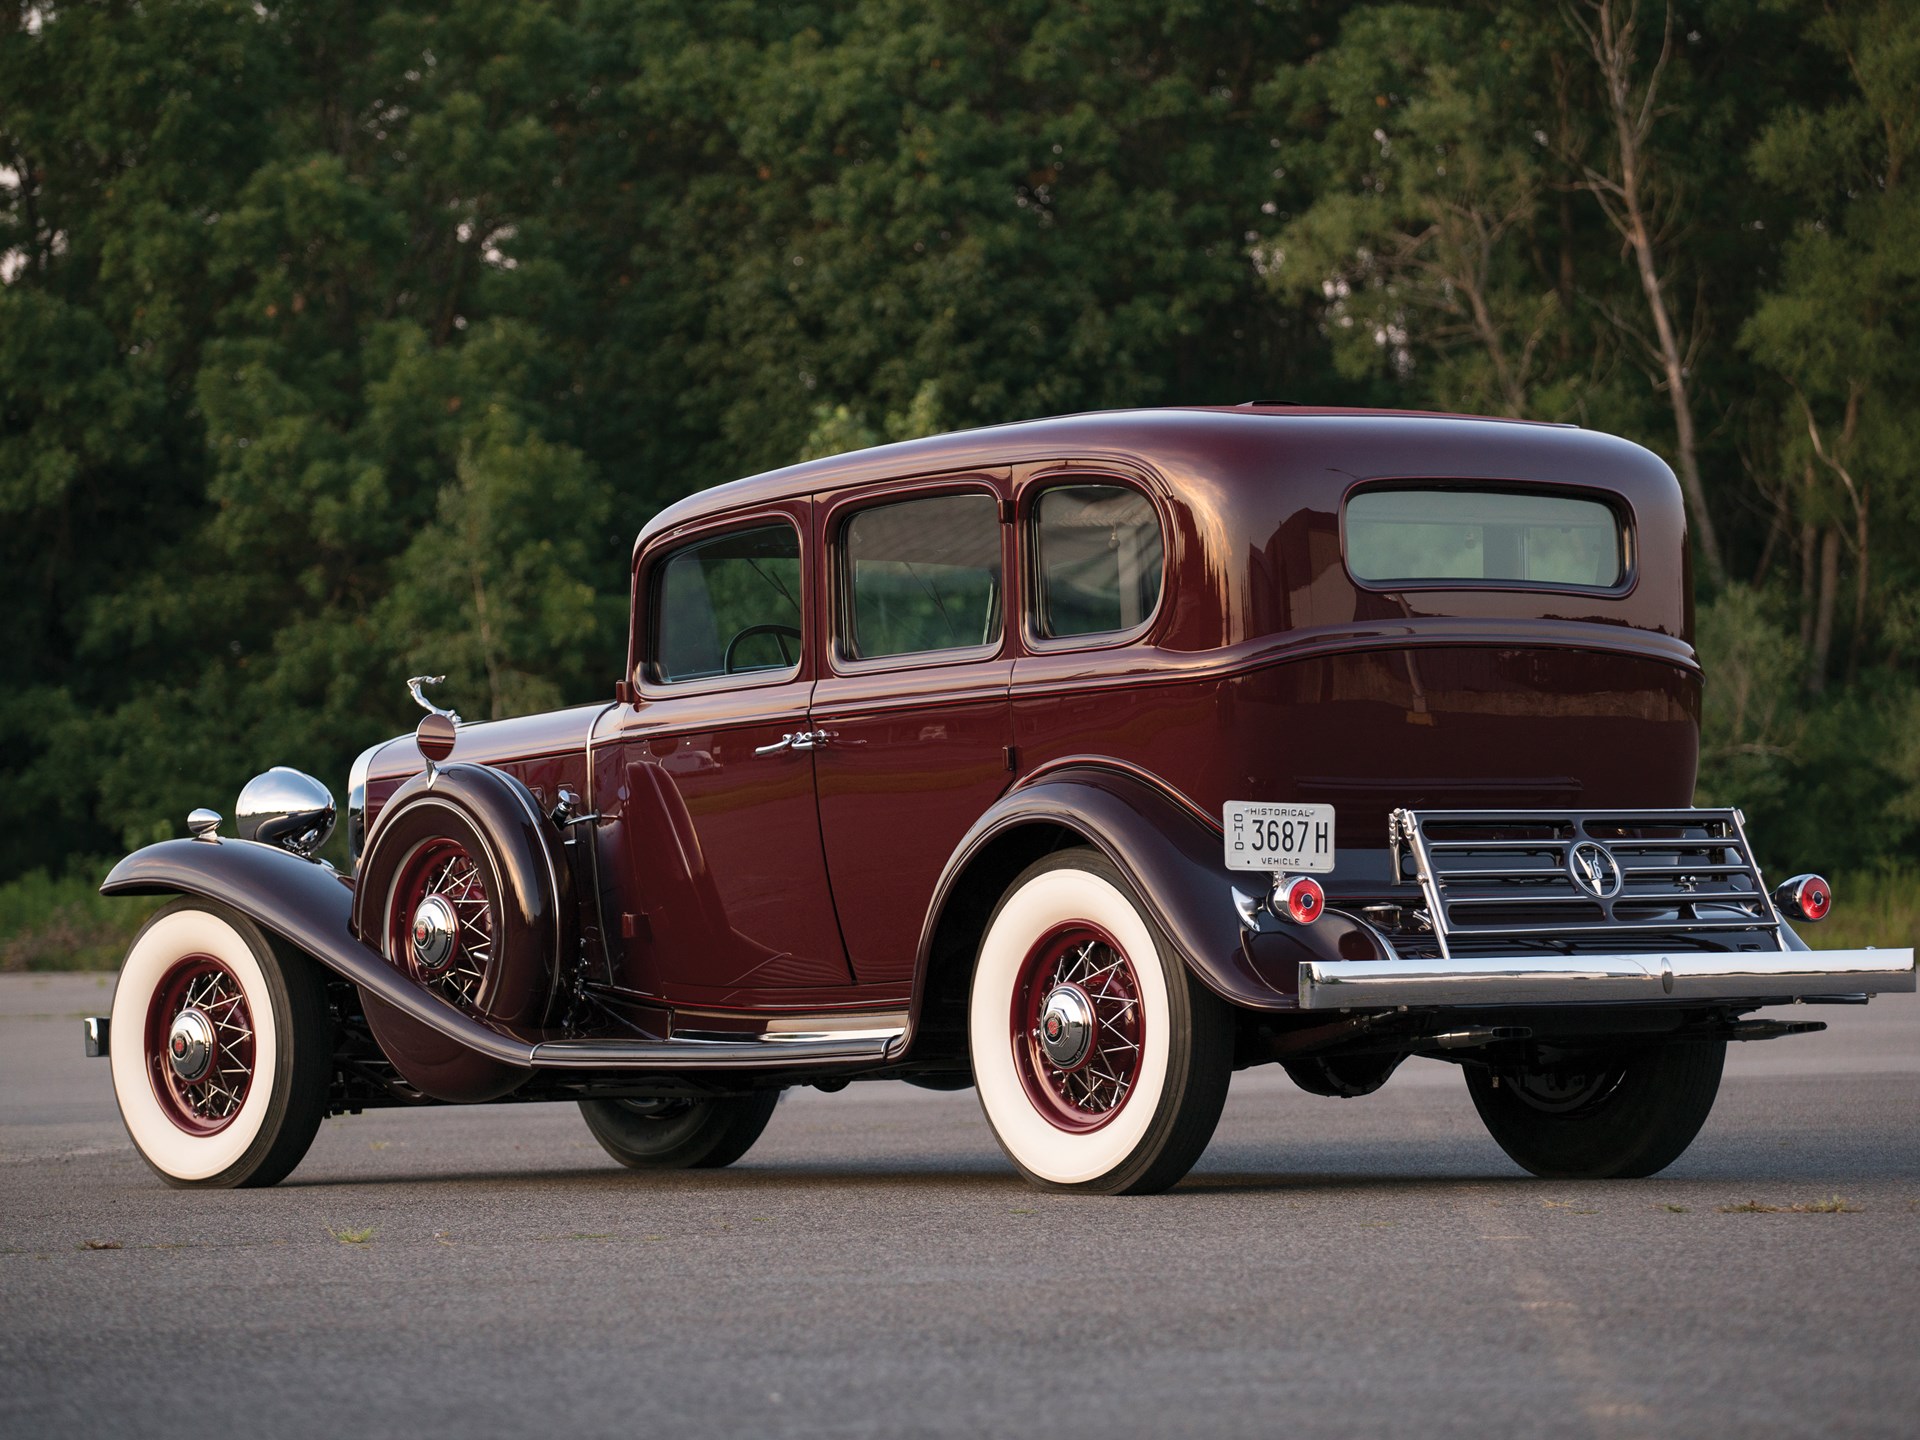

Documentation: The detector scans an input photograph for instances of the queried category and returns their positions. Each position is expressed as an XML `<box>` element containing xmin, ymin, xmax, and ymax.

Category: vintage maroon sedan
<box><xmin>89</xmin><ymin>406</ymin><xmax>1915</xmax><ymax>1193</ymax></box>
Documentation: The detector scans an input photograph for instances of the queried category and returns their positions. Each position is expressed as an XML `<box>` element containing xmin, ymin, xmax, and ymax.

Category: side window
<box><xmin>843</xmin><ymin>492</ymin><xmax>1002</xmax><ymax>661</ymax></box>
<box><xmin>1033</xmin><ymin>484</ymin><xmax>1164</xmax><ymax>639</ymax></box>
<box><xmin>651</xmin><ymin>523</ymin><xmax>802</xmax><ymax>684</ymax></box>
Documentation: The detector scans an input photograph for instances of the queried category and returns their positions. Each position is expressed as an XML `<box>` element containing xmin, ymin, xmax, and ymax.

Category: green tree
<box><xmin>1258</xmin><ymin>5</ymin><xmax>1569</xmax><ymax>416</ymax></box>
<box><xmin>1740</xmin><ymin>0</ymin><xmax>1919</xmax><ymax>693</ymax></box>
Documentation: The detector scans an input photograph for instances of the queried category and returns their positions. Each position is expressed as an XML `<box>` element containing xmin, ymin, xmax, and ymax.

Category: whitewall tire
<box><xmin>969</xmin><ymin>848</ymin><xmax>1233</xmax><ymax>1194</ymax></box>
<box><xmin>109</xmin><ymin>900</ymin><xmax>332</xmax><ymax>1188</ymax></box>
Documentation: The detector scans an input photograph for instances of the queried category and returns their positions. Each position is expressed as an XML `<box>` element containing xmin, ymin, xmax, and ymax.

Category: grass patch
<box><xmin>1717</xmin><ymin>1195</ymin><xmax>1861</xmax><ymax>1214</ymax></box>
<box><xmin>1806</xmin><ymin>863</ymin><xmax>1920</xmax><ymax>952</ymax></box>
<box><xmin>328</xmin><ymin>1225</ymin><xmax>377</xmax><ymax>1244</ymax></box>
<box><xmin>0</xmin><ymin>863</ymin><xmax>161</xmax><ymax>973</ymax></box>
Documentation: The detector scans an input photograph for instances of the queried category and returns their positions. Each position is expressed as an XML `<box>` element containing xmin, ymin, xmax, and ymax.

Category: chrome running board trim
<box><xmin>528</xmin><ymin>1030</ymin><xmax>904</xmax><ymax>1070</ymax></box>
<box><xmin>1297</xmin><ymin>947</ymin><xmax>1916</xmax><ymax>1010</ymax></box>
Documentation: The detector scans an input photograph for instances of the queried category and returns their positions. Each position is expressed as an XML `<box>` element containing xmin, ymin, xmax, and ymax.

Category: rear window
<box><xmin>1345</xmin><ymin>487</ymin><xmax>1624</xmax><ymax>588</ymax></box>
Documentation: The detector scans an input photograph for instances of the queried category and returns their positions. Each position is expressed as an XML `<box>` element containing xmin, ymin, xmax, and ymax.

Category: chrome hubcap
<box><xmin>166</xmin><ymin>1009</ymin><xmax>216</xmax><ymax>1083</ymax></box>
<box><xmin>410</xmin><ymin>894</ymin><xmax>458</xmax><ymax>974</ymax></box>
<box><xmin>1038</xmin><ymin>984</ymin><xmax>1095</xmax><ymax>1070</ymax></box>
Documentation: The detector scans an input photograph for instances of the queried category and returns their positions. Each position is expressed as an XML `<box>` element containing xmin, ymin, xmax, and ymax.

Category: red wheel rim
<box><xmin>1009</xmin><ymin>923</ymin><xmax>1145</xmax><ymax>1133</ymax></box>
<box><xmin>144</xmin><ymin>954</ymin><xmax>256</xmax><ymax>1135</ymax></box>
<box><xmin>387</xmin><ymin>837</ymin><xmax>494</xmax><ymax>1010</ymax></box>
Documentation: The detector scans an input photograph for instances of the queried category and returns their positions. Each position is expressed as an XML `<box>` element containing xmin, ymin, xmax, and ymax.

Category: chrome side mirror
<box><xmin>236</xmin><ymin>767</ymin><xmax>337</xmax><ymax>858</ymax></box>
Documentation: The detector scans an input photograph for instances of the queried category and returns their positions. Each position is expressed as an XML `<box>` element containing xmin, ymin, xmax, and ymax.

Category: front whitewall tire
<box><xmin>109</xmin><ymin>901</ymin><xmax>331</xmax><ymax>1188</ymax></box>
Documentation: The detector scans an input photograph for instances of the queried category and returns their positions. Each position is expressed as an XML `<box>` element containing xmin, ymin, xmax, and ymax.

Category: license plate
<box><xmin>1223</xmin><ymin>801</ymin><xmax>1336</xmax><ymax>874</ymax></box>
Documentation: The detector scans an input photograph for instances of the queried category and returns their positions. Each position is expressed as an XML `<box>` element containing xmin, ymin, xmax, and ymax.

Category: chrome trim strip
<box><xmin>345</xmin><ymin>738</ymin><xmax>387</xmax><ymax>874</ymax></box>
<box><xmin>1298</xmin><ymin>947</ymin><xmax>1917</xmax><ymax>1010</ymax></box>
<box><xmin>670</xmin><ymin>1027</ymin><xmax>907</xmax><ymax>1047</ymax></box>
<box><xmin>528</xmin><ymin>1033</ymin><xmax>898</xmax><ymax>1069</ymax></box>
<box><xmin>756</xmin><ymin>1026</ymin><xmax>906</xmax><ymax>1045</ymax></box>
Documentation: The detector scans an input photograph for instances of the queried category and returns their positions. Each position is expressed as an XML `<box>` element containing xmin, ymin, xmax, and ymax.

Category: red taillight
<box><xmin>1774</xmin><ymin>874</ymin><xmax>1832</xmax><ymax>923</ymax></box>
<box><xmin>1273</xmin><ymin>875</ymin><xmax>1325</xmax><ymax>926</ymax></box>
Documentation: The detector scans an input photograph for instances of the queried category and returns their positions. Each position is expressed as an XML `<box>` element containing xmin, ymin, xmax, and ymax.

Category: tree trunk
<box><xmin>1808</xmin><ymin>527</ymin><xmax>1840</xmax><ymax>696</ymax></box>
<box><xmin>1569</xmin><ymin>0</ymin><xmax>1728</xmax><ymax>588</ymax></box>
<box><xmin>1846</xmin><ymin>491</ymin><xmax>1869</xmax><ymax>683</ymax></box>
<box><xmin>1552</xmin><ymin>56</ymin><xmax>1578</xmax><ymax>366</ymax></box>
<box><xmin>1798</xmin><ymin>516</ymin><xmax>1817</xmax><ymax>652</ymax></box>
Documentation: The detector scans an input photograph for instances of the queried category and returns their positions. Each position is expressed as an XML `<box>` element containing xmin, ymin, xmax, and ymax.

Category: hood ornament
<box><xmin>407</xmin><ymin>675</ymin><xmax>462</xmax><ymax>724</ymax></box>
<box><xmin>407</xmin><ymin>676</ymin><xmax>461</xmax><ymax>783</ymax></box>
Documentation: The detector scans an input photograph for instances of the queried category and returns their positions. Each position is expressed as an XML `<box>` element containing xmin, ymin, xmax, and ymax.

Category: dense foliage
<box><xmin>3</xmin><ymin>0</ymin><xmax>1916</xmax><ymax>903</ymax></box>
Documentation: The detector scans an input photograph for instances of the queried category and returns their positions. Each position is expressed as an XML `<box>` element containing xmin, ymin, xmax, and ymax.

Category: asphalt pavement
<box><xmin>2</xmin><ymin>971</ymin><xmax>1915</xmax><ymax>1438</ymax></box>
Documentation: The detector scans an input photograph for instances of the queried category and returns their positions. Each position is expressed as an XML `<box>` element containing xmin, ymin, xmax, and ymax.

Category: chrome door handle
<box><xmin>753</xmin><ymin>730</ymin><xmax>830</xmax><ymax>756</ymax></box>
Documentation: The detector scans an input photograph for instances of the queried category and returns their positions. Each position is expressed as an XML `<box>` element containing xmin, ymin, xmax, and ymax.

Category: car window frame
<box><xmin>823</xmin><ymin>476</ymin><xmax>1010</xmax><ymax>677</ymax></box>
<box><xmin>1019</xmin><ymin>469</ymin><xmax>1169</xmax><ymax>654</ymax></box>
<box><xmin>1338</xmin><ymin>477</ymin><xmax>1639</xmax><ymax>599</ymax></box>
<box><xmin>633</xmin><ymin>506</ymin><xmax>813</xmax><ymax>698</ymax></box>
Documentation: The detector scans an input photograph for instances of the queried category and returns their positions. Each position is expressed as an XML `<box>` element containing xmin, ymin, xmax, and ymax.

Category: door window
<box><xmin>651</xmin><ymin>523</ymin><xmax>803</xmax><ymax>683</ymax></box>
<box><xmin>842</xmin><ymin>492</ymin><xmax>1002</xmax><ymax>660</ymax></box>
<box><xmin>1032</xmin><ymin>484</ymin><xmax>1164</xmax><ymax>639</ymax></box>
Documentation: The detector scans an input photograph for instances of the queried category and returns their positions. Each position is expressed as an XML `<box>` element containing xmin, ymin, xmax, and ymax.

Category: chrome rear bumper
<box><xmin>1297</xmin><ymin>947</ymin><xmax>1916</xmax><ymax>1010</ymax></box>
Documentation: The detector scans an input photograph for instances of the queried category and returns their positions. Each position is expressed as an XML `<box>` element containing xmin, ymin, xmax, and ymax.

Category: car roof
<box><xmin>632</xmin><ymin>405</ymin><xmax>1588</xmax><ymax>560</ymax></box>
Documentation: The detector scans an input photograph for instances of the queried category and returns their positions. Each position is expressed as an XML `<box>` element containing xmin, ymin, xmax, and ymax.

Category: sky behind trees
<box><xmin>2</xmin><ymin>0</ymin><xmax>1915</xmax><ymax>883</ymax></box>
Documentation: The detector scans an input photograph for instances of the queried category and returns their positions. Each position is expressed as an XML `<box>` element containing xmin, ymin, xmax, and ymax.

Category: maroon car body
<box><xmin>94</xmin><ymin>406</ymin><xmax>1914</xmax><ymax>1193</ymax></box>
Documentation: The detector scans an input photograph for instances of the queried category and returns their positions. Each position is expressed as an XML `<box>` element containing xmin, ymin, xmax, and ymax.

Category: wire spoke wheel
<box><xmin>144</xmin><ymin>955</ymin><xmax>256</xmax><ymax>1135</ymax></box>
<box><xmin>388</xmin><ymin>837</ymin><xmax>496</xmax><ymax>1010</ymax></box>
<box><xmin>1013</xmin><ymin>925</ymin><xmax>1146</xmax><ymax>1132</ymax></box>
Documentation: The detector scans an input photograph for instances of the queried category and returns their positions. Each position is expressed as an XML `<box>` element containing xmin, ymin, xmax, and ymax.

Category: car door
<box><xmin>809</xmin><ymin>478</ymin><xmax>1017</xmax><ymax>989</ymax></box>
<box><xmin>594</xmin><ymin>504</ymin><xmax>856</xmax><ymax>1003</ymax></box>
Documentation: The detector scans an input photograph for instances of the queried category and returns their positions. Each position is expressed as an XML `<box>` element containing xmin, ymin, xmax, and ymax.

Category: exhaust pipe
<box><xmin>1423</xmin><ymin>1025</ymin><xmax>1532</xmax><ymax>1051</ymax></box>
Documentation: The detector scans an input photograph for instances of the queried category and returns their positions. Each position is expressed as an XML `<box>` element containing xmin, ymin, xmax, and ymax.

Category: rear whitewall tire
<box><xmin>109</xmin><ymin>901</ymin><xmax>331</xmax><ymax>1188</ymax></box>
<box><xmin>968</xmin><ymin>848</ymin><xmax>1232</xmax><ymax>1194</ymax></box>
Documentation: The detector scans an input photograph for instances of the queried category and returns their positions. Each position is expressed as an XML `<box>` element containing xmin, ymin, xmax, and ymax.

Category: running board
<box><xmin>99</xmin><ymin>840</ymin><xmax>912</xmax><ymax>1078</ymax></box>
<box><xmin>529</xmin><ymin>1032</ymin><xmax>903</xmax><ymax>1071</ymax></box>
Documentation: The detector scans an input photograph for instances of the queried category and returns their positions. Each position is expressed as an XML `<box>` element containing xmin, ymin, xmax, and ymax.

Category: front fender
<box><xmin>918</xmin><ymin>766</ymin><xmax>1380</xmax><ymax>1014</ymax></box>
<box><xmin>100</xmin><ymin>839</ymin><xmax>535</xmax><ymax>1069</ymax></box>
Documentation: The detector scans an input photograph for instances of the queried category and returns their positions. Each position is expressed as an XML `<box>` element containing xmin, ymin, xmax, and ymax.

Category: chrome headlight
<box><xmin>236</xmin><ymin>767</ymin><xmax>337</xmax><ymax>858</ymax></box>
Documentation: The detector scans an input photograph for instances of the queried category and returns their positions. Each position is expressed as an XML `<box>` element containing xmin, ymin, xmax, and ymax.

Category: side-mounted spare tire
<box><xmin>351</xmin><ymin>763</ymin><xmax>574</xmax><ymax>1101</ymax></box>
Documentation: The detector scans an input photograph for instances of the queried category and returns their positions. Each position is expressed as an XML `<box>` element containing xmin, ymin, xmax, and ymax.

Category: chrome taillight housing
<box><xmin>1774</xmin><ymin>873</ymin><xmax>1832</xmax><ymax>923</ymax></box>
<box><xmin>1271</xmin><ymin>875</ymin><xmax>1326</xmax><ymax>925</ymax></box>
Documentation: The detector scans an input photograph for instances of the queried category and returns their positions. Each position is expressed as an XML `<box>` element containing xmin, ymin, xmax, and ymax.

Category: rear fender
<box><xmin>913</xmin><ymin>766</ymin><xmax>1380</xmax><ymax>1034</ymax></box>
